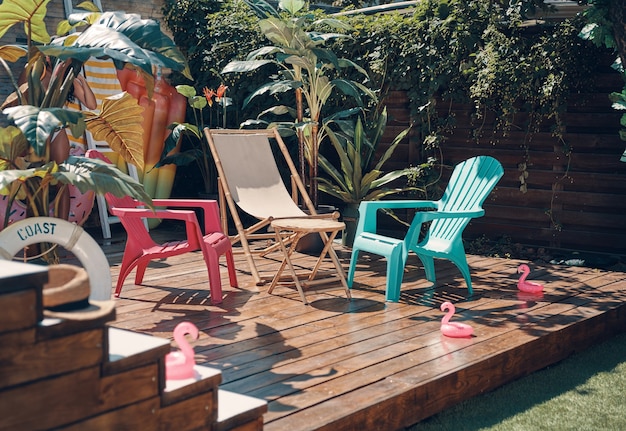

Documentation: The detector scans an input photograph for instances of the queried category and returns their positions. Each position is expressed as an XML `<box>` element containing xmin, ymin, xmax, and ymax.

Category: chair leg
<box><xmin>385</xmin><ymin>245</ymin><xmax>405</xmax><ymax>302</ymax></box>
<box><xmin>225</xmin><ymin>249</ymin><xmax>238</xmax><ymax>287</ymax></box>
<box><xmin>205</xmin><ymin>255</ymin><xmax>223</xmax><ymax>305</ymax></box>
<box><xmin>347</xmin><ymin>248</ymin><xmax>360</xmax><ymax>288</ymax></box>
<box><xmin>418</xmin><ymin>254</ymin><xmax>436</xmax><ymax>284</ymax></box>
<box><xmin>450</xmin><ymin>256</ymin><xmax>473</xmax><ymax>295</ymax></box>
<box><xmin>115</xmin><ymin>253</ymin><xmax>141</xmax><ymax>297</ymax></box>
<box><xmin>134</xmin><ymin>261</ymin><xmax>149</xmax><ymax>285</ymax></box>
<box><xmin>200</xmin><ymin>242</ymin><xmax>224</xmax><ymax>305</ymax></box>
<box><xmin>114</xmin><ymin>270</ymin><xmax>129</xmax><ymax>297</ymax></box>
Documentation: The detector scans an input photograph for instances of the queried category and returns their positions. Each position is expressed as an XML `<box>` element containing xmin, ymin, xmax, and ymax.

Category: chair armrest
<box><xmin>356</xmin><ymin>200</ymin><xmax>439</xmax><ymax>236</ymax></box>
<box><xmin>150</xmin><ymin>198</ymin><xmax>216</xmax><ymax>208</ymax></box>
<box><xmin>148</xmin><ymin>199</ymin><xmax>221</xmax><ymax>234</ymax></box>
<box><xmin>110</xmin><ymin>207</ymin><xmax>198</xmax><ymax>223</ymax></box>
<box><xmin>359</xmin><ymin>200</ymin><xmax>439</xmax><ymax>212</ymax></box>
<box><xmin>404</xmin><ymin>208</ymin><xmax>485</xmax><ymax>246</ymax></box>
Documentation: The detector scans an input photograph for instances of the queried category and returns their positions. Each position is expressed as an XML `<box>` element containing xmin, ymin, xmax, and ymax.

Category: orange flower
<box><xmin>216</xmin><ymin>83</ymin><xmax>228</xmax><ymax>100</ymax></box>
<box><xmin>203</xmin><ymin>86</ymin><xmax>215</xmax><ymax>107</ymax></box>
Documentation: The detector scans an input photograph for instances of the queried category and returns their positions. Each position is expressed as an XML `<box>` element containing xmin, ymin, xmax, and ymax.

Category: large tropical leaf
<box><xmin>58</xmin><ymin>156</ymin><xmax>152</xmax><ymax>206</ymax></box>
<box><xmin>259</xmin><ymin>17</ymin><xmax>297</xmax><ymax>48</ymax></box>
<box><xmin>93</xmin><ymin>12</ymin><xmax>190</xmax><ymax>77</ymax></box>
<box><xmin>43</xmin><ymin>12</ymin><xmax>191</xmax><ymax>79</ymax></box>
<box><xmin>373</xmin><ymin>126</ymin><xmax>411</xmax><ymax>171</ymax></box>
<box><xmin>0</xmin><ymin>0</ymin><xmax>50</xmax><ymax>43</ymax></box>
<box><xmin>318</xmin><ymin>154</ymin><xmax>350</xmax><ymax>194</ymax></box>
<box><xmin>3</xmin><ymin>105</ymin><xmax>85</xmax><ymax>155</ymax></box>
<box><xmin>246</xmin><ymin>46</ymin><xmax>285</xmax><ymax>61</ymax></box>
<box><xmin>337</xmin><ymin>58</ymin><xmax>370</xmax><ymax>79</ymax></box>
<box><xmin>0</xmin><ymin>44</ymin><xmax>27</xmax><ymax>62</ymax></box>
<box><xmin>222</xmin><ymin>59</ymin><xmax>275</xmax><ymax>74</ymax></box>
<box><xmin>154</xmin><ymin>122</ymin><xmax>200</xmax><ymax>169</ymax></box>
<box><xmin>83</xmin><ymin>92</ymin><xmax>145</xmax><ymax>170</ymax></box>
<box><xmin>0</xmin><ymin>126</ymin><xmax>28</xmax><ymax>167</ymax></box>
<box><xmin>285</xmin><ymin>55</ymin><xmax>315</xmax><ymax>72</ymax></box>
<box><xmin>331</xmin><ymin>79</ymin><xmax>367</xmax><ymax>107</ymax></box>
<box><xmin>243</xmin><ymin>80</ymin><xmax>301</xmax><ymax>107</ymax></box>
<box><xmin>312</xmin><ymin>18</ymin><xmax>353</xmax><ymax>32</ymax></box>
<box><xmin>279</xmin><ymin>0</ymin><xmax>305</xmax><ymax>15</ymax></box>
<box><xmin>257</xmin><ymin>105</ymin><xmax>296</xmax><ymax>119</ymax></box>
<box><xmin>154</xmin><ymin>148</ymin><xmax>202</xmax><ymax>169</ymax></box>
<box><xmin>0</xmin><ymin>167</ymin><xmax>37</xmax><ymax>194</ymax></box>
<box><xmin>308</xmin><ymin>32</ymin><xmax>351</xmax><ymax>44</ymax></box>
<box><xmin>244</xmin><ymin>0</ymin><xmax>280</xmax><ymax>19</ymax></box>
<box><xmin>56</xmin><ymin>2</ymin><xmax>103</xmax><ymax>35</ymax></box>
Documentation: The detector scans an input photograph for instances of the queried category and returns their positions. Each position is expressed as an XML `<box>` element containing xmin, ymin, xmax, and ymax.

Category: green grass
<box><xmin>409</xmin><ymin>332</ymin><xmax>626</xmax><ymax>431</ymax></box>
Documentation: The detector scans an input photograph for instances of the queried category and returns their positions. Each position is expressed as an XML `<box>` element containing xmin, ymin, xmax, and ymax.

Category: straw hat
<box><xmin>43</xmin><ymin>264</ymin><xmax>115</xmax><ymax>321</ymax></box>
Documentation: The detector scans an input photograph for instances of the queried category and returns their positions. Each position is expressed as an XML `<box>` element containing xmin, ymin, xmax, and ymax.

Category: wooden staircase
<box><xmin>0</xmin><ymin>261</ymin><xmax>267</xmax><ymax>431</ymax></box>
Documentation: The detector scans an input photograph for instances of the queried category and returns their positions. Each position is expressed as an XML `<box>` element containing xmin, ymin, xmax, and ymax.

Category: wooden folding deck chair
<box><xmin>204</xmin><ymin>128</ymin><xmax>341</xmax><ymax>287</ymax></box>
<box><xmin>348</xmin><ymin>156</ymin><xmax>504</xmax><ymax>302</ymax></box>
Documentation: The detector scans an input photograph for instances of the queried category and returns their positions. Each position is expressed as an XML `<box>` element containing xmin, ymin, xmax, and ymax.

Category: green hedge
<box><xmin>162</xmin><ymin>0</ymin><xmax>606</xmax><ymax>147</ymax></box>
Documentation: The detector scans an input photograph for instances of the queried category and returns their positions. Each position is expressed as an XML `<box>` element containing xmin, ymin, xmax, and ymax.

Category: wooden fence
<box><xmin>378</xmin><ymin>72</ymin><xmax>626</xmax><ymax>254</ymax></box>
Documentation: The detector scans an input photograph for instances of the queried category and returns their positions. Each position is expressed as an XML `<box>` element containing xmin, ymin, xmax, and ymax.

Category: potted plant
<box><xmin>317</xmin><ymin>108</ymin><xmax>420</xmax><ymax>247</ymax></box>
<box><xmin>221</xmin><ymin>0</ymin><xmax>377</xmax><ymax>208</ymax></box>
<box><xmin>154</xmin><ymin>84</ymin><xmax>232</xmax><ymax>196</ymax></box>
<box><xmin>0</xmin><ymin>0</ymin><xmax>191</xmax><ymax>261</ymax></box>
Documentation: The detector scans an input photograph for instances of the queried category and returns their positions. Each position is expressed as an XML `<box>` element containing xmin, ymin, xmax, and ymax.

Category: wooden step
<box><xmin>216</xmin><ymin>389</ymin><xmax>267</xmax><ymax>431</ymax></box>
<box><xmin>106</xmin><ymin>327</ymin><xmax>170</xmax><ymax>376</ymax></box>
<box><xmin>160</xmin><ymin>365</ymin><xmax>222</xmax><ymax>430</ymax></box>
<box><xmin>0</xmin><ymin>261</ymin><xmax>47</xmax><ymax>333</ymax></box>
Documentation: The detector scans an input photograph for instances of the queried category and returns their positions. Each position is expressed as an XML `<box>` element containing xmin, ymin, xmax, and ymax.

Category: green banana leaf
<box><xmin>4</xmin><ymin>105</ymin><xmax>85</xmax><ymax>155</ymax></box>
<box><xmin>58</xmin><ymin>156</ymin><xmax>151</xmax><ymax>205</ymax></box>
<box><xmin>43</xmin><ymin>11</ymin><xmax>191</xmax><ymax>80</ymax></box>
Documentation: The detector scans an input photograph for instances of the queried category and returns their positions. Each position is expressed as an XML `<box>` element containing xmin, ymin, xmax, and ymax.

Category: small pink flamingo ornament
<box><xmin>440</xmin><ymin>302</ymin><xmax>474</xmax><ymax>338</ymax></box>
<box><xmin>517</xmin><ymin>264</ymin><xmax>544</xmax><ymax>294</ymax></box>
<box><xmin>166</xmin><ymin>321</ymin><xmax>199</xmax><ymax>380</ymax></box>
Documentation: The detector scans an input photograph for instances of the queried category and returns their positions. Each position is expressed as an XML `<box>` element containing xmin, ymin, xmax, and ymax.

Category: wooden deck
<box><xmin>94</xmin><ymin>224</ymin><xmax>626</xmax><ymax>431</ymax></box>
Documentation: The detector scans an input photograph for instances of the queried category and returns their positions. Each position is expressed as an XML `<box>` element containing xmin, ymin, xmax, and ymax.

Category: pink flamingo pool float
<box><xmin>166</xmin><ymin>321</ymin><xmax>199</xmax><ymax>380</ymax></box>
<box><xmin>517</xmin><ymin>264</ymin><xmax>544</xmax><ymax>294</ymax></box>
<box><xmin>440</xmin><ymin>302</ymin><xmax>474</xmax><ymax>338</ymax></box>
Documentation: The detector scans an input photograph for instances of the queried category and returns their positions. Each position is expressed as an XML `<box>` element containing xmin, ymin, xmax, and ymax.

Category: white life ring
<box><xmin>0</xmin><ymin>217</ymin><xmax>112</xmax><ymax>300</ymax></box>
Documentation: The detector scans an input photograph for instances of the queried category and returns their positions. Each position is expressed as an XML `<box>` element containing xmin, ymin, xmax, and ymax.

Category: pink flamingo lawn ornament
<box><xmin>517</xmin><ymin>264</ymin><xmax>544</xmax><ymax>294</ymax></box>
<box><xmin>440</xmin><ymin>302</ymin><xmax>474</xmax><ymax>338</ymax></box>
<box><xmin>166</xmin><ymin>321</ymin><xmax>199</xmax><ymax>380</ymax></box>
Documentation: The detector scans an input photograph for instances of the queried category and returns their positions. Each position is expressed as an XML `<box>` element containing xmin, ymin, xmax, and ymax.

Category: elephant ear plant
<box><xmin>0</xmin><ymin>0</ymin><xmax>190</xmax><ymax>261</ymax></box>
<box><xmin>0</xmin><ymin>2</ymin><xmax>190</xmax><ymax>217</ymax></box>
<box><xmin>317</xmin><ymin>108</ymin><xmax>420</xmax><ymax>246</ymax></box>
<box><xmin>222</xmin><ymin>0</ymin><xmax>377</xmax><ymax>207</ymax></box>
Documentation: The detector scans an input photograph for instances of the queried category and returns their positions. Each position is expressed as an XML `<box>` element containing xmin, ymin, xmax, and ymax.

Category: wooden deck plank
<box><xmin>90</xmin><ymin>225</ymin><xmax>626</xmax><ymax>431</ymax></box>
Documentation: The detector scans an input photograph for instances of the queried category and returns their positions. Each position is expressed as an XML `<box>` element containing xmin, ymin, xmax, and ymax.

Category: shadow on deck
<box><xmin>96</xmin><ymin>223</ymin><xmax>626</xmax><ymax>431</ymax></box>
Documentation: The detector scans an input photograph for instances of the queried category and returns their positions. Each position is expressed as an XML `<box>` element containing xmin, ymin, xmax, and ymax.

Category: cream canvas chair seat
<box><xmin>204</xmin><ymin>128</ymin><xmax>340</xmax><ymax>286</ymax></box>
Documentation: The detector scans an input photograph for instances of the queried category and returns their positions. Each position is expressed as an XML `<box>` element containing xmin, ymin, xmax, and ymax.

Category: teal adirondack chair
<box><xmin>347</xmin><ymin>156</ymin><xmax>504</xmax><ymax>302</ymax></box>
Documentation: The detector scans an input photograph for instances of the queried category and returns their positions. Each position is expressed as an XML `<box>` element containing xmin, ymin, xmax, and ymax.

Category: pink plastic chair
<box><xmin>86</xmin><ymin>149</ymin><xmax>237</xmax><ymax>304</ymax></box>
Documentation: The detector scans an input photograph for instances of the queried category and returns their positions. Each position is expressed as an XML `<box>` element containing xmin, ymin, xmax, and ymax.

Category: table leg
<box><xmin>309</xmin><ymin>230</ymin><xmax>338</xmax><ymax>280</ymax></box>
<box><xmin>268</xmin><ymin>230</ymin><xmax>308</xmax><ymax>304</ymax></box>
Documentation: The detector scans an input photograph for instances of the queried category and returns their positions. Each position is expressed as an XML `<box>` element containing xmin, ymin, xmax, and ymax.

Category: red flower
<box><xmin>215</xmin><ymin>84</ymin><xmax>228</xmax><ymax>101</ymax></box>
<box><xmin>203</xmin><ymin>87</ymin><xmax>215</xmax><ymax>107</ymax></box>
